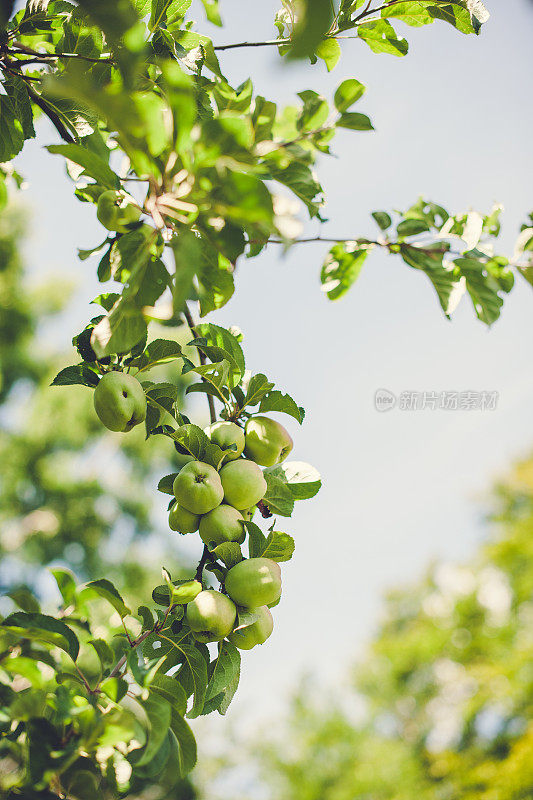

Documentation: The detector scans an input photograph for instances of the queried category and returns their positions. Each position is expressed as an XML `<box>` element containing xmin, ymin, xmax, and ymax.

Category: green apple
<box><xmin>205</xmin><ymin>421</ymin><xmax>245</xmax><ymax>462</ymax></box>
<box><xmin>186</xmin><ymin>589</ymin><xmax>236</xmax><ymax>643</ymax></box>
<box><xmin>93</xmin><ymin>372</ymin><xmax>146</xmax><ymax>432</ymax></box>
<box><xmin>244</xmin><ymin>415</ymin><xmax>293</xmax><ymax>467</ymax></box>
<box><xmin>225</xmin><ymin>557</ymin><xmax>282</xmax><ymax>607</ymax></box>
<box><xmin>199</xmin><ymin>504</ymin><xmax>245</xmax><ymax>549</ymax></box>
<box><xmin>173</xmin><ymin>460</ymin><xmax>224</xmax><ymax>514</ymax></box>
<box><xmin>96</xmin><ymin>190</ymin><xmax>141</xmax><ymax>233</ymax></box>
<box><xmin>228</xmin><ymin>606</ymin><xmax>273</xmax><ymax>650</ymax></box>
<box><xmin>219</xmin><ymin>459</ymin><xmax>267</xmax><ymax>510</ymax></box>
<box><xmin>168</xmin><ymin>501</ymin><xmax>199</xmax><ymax>534</ymax></box>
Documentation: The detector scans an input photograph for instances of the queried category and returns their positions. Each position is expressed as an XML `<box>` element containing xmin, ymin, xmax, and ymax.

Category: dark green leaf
<box><xmin>259</xmin><ymin>391</ymin><xmax>305</xmax><ymax>424</ymax></box>
<box><xmin>51</xmin><ymin>364</ymin><xmax>100</xmax><ymax>388</ymax></box>
<box><xmin>337</xmin><ymin>112</ymin><xmax>374</xmax><ymax>131</ymax></box>
<box><xmin>78</xmin><ymin>579</ymin><xmax>131</xmax><ymax>617</ymax></box>
<box><xmin>2</xmin><ymin>612</ymin><xmax>79</xmax><ymax>661</ymax></box>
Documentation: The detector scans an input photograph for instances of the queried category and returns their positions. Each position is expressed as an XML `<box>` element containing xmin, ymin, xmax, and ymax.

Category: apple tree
<box><xmin>0</xmin><ymin>1</ymin><xmax>531</xmax><ymax>796</ymax></box>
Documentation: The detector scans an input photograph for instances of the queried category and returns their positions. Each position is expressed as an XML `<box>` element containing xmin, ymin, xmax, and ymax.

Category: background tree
<box><xmin>0</xmin><ymin>203</ymin><xmax>189</xmax><ymax>591</ymax></box>
<box><xmin>235</xmin><ymin>454</ymin><xmax>533</xmax><ymax>800</ymax></box>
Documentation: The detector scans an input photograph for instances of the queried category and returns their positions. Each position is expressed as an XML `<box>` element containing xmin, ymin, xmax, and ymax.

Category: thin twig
<box><xmin>183</xmin><ymin>303</ymin><xmax>217</xmax><ymax>424</ymax></box>
<box><xmin>214</xmin><ymin>38</ymin><xmax>290</xmax><ymax>51</ymax></box>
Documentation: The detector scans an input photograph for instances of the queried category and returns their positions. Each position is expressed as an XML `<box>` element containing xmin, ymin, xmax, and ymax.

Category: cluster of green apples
<box><xmin>92</xmin><ymin>370</ymin><xmax>295</xmax><ymax>651</ymax></box>
<box><xmin>171</xmin><ymin>417</ymin><xmax>293</xmax><ymax>649</ymax></box>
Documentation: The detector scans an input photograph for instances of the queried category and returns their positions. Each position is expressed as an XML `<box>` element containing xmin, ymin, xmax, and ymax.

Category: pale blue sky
<box><xmin>14</xmin><ymin>0</ymin><xmax>533</xmax><ymax>750</ymax></box>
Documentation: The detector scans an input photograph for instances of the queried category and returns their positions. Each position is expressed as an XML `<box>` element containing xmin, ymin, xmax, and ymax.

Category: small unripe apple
<box><xmin>219</xmin><ymin>459</ymin><xmax>267</xmax><ymax>510</ymax></box>
<box><xmin>228</xmin><ymin>605</ymin><xmax>273</xmax><ymax>650</ymax></box>
<box><xmin>244</xmin><ymin>415</ymin><xmax>293</xmax><ymax>467</ymax></box>
<box><xmin>173</xmin><ymin>461</ymin><xmax>224</xmax><ymax>515</ymax></box>
<box><xmin>186</xmin><ymin>589</ymin><xmax>236</xmax><ymax>643</ymax></box>
<box><xmin>199</xmin><ymin>504</ymin><xmax>244</xmax><ymax>549</ymax></box>
<box><xmin>97</xmin><ymin>190</ymin><xmax>141</xmax><ymax>233</ymax></box>
<box><xmin>225</xmin><ymin>557</ymin><xmax>281</xmax><ymax>607</ymax></box>
<box><xmin>93</xmin><ymin>372</ymin><xmax>146</xmax><ymax>432</ymax></box>
<box><xmin>168</xmin><ymin>501</ymin><xmax>200</xmax><ymax>534</ymax></box>
<box><xmin>205</xmin><ymin>421</ymin><xmax>245</xmax><ymax>462</ymax></box>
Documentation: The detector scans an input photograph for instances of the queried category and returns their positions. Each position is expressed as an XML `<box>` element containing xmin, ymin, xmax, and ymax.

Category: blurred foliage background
<box><xmin>2</xmin><ymin>203</ymin><xmax>532</xmax><ymax>797</ymax></box>
<box><xmin>212</xmin><ymin>459</ymin><xmax>533</xmax><ymax>800</ymax></box>
<box><xmin>0</xmin><ymin>203</ymin><xmax>192</xmax><ymax>600</ymax></box>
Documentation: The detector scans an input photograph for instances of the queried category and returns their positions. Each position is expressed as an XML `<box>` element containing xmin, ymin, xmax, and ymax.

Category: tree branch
<box><xmin>183</xmin><ymin>303</ymin><xmax>217</xmax><ymax>424</ymax></box>
<box><xmin>214</xmin><ymin>38</ymin><xmax>290</xmax><ymax>51</ymax></box>
<box><xmin>24</xmin><ymin>81</ymin><xmax>75</xmax><ymax>143</ymax></box>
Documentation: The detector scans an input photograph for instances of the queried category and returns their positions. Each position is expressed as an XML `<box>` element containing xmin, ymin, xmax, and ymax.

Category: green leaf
<box><xmin>76</xmin><ymin>0</ymin><xmax>140</xmax><ymax>43</ymax></box>
<box><xmin>2</xmin><ymin>612</ymin><xmax>80</xmax><ymax>661</ymax></box>
<box><xmin>135</xmin><ymin>693</ymin><xmax>172</xmax><ymax>766</ymax></box>
<box><xmin>334</xmin><ymin>78</ymin><xmax>366</xmax><ymax>112</ymax></box>
<box><xmin>51</xmin><ymin>568</ymin><xmax>77</xmax><ymax>606</ymax></box>
<box><xmin>315</xmin><ymin>38</ymin><xmax>341</xmax><ymax>71</ymax></box>
<box><xmin>46</xmin><ymin>144</ymin><xmax>120</xmax><ymax>188</ymax></box>
<box><xmin>262</xmin><ymin>530</ymin><xmax>295</xmax><ymax>562</ymax></box>
<box><xmin>90</xmin><ymin>297</ymin><xmax>147</xmax><ymax>358</ymax></box>
<box><xmin>269</xmin><ymin>161</ymin><xmax>323</xmax><ymax>219</ymax></box>
<box><xmin>281</xmin><ymin>461</ymin><xmax>322</xmax><ymax>500</ymax></box>
<box><xmin>200</xmin><ymin>0</ymin><xmax>222</xmax><ymax>25</ymax></box>
<box><xmin>288</xmin><ymin>0</ymin><xmax>334</xmax><ymax>60</ymax></box>
<box><xmin>202</xmin><ymin>641</ymin><xmax>241</xmax><ymax>715</ymax></box>
<box><xmin>242</xmin><ymin>373</ymin><xmax>275</xmax><ymax>408</ymax></box>
<box><xmin>131</xmin><ymin>338</ymin><xmax>183</xmax><ymax>372</ymax></box>
<box><xmin>3</xmin><ymin>73</ymin><xmax>35</xmax><ymax>140</ymax></box>
<box><xmin>171</xmin><ymin>231</ymin><xmax>202</xmax><ymax>315</ymax></box>
<box><xmin>372</xmin><ymin>210</ymin><xmax>392</xmax><ymax>230</ymax></box>
<box><xmin>197</xmin><ymin>248</ymin><xmax>235</xmax><ymax>317</ymax></box>
<box><xmin>400</xmin><ymin>243</ymin><xmax>465</xmax><ymax>317</ymax></box>
<box><xmin>263</xmin><ymin>469</ymin><xmax>295</xmax><ymax>517</ymax></box>
<box><xmin>382</xmin><ymin>1</ymin><xmax>434</xmax><ymax>26</ymax></box>
<box><xmin>78</xmin><ymin>579</ymin><xmax>131</xmax><ymax>618</ymax></box>
<box><xmin>358</xmin><ymin>19</ymin><xmax>409</xmax><ymax>56</ymax></box>
<box><xmin>8</xmin><ymin>588</ymin><xmax>40</xmax><ymax>614</ymax></box>
<box><xmin>245</xmin><ymin>520</ymin><xmax>268</xmax><ymax>559</ymax></box>
<box><xmin>168</xmin><ymin>424</ymin><xmax>226</xmax><ymax>470</ymax></box>
<box><xmin>337</xmin><ymin>112</ymin><xmax>374</xmax><ymax>131</ymax></box>
<box><xmin>0</xmin><ymin>96</ymin><xmax>25</xmax><ymax>162</ymax></box>
<box><xmin>176</xmin><ymin>642</ymin><xmax>209</xmax><ymax>718</ymax></box>
<box><xmin>51</xmin><ymin>364</ymin><xmax>100</xmax><ymax>388</ymax></box>
<box><xmin>211</xmin><ymin>542</ymin><xmax>242</xmax><ymax>568</ymax></box>
<box><xmin>428</xmin><ymin>1</ymin><xmax>477</xmax><ymax>34</ymax></box>
<box><xmin>454</xmin><ymin>256</ymin><xmax>505</xmax><ymax>325</ymax></box>
<box><xmin>100</xmin><ymin>676</ymin><xmax>128</xmax><ymax>702</ymax></box>
<box><xmin>158</xmin><ymin>472</ymin><xmax>180</xmax><ymax>494</ymax></box>
<box><xmin>193</xmin><ymin>323</ymin><xmax>246</xmax><ymax>378</ymax></box>
<box><xmin>168</xmin><ymin>715</ymin><xmax>197</xmax><ymax>775</ymax></box>
<box><xmin>89</xmin><ymin>638</ymin><xmax>115</xmax><ymax>669</ymax></box>
<box><xmin>149</xmin><ymin>673</ymin><xmax>188</xmax><ymax>717</ymax></box>
<box><xmin>321</xmin><ymin>243</ymin><xmax>370</xmax><ymax>300</ymax></box>
<box><xmin>397</xmin><ymin>218</ymin><xmax>431</xmax><ymax>236</ymax></box>
<box><xmin>259</xmin><ymin>390</ymin><xmax>305</xmax><ymax>424</ymax></box>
